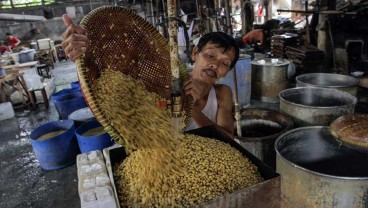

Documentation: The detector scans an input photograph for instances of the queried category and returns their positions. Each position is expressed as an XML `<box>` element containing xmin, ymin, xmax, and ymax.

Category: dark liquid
<box><xmin>242</xmin><ymin>124</ymin><xmax>283</xmax><ymax>137</ymax></box>
<box><xmin>285</xmin><ymin>93</ymin><xmax>347</xmax><ymax>107</ymax></box>
<box><xmin>280</xmin><ymin>129</ymin><xmax>368</xmax><ymax>177</ymax></box>
<box><xmin>297</xmin><ymin>152</ymin><xmax>368</xmax><ymax>177</ymax></box>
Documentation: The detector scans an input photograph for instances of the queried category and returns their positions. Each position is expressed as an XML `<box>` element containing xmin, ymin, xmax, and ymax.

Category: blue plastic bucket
<box><xmin>68</xmin><ymin>107</ymin><xmax>96</xmax><ymax>128</ymax></box>
<box><xmin>51</xmin><ymin>88</ymin><xmax>81</xmax><ymax>102</ymax></box>
<box><xmin>218</xmin><ymin>54</ymin><xmax>252</xmax><ymax>107</ymax></box>
<box><xmin>71</xmin><ymin>81</ymin><xmax>80</xmax><ymax>89</ymax></box>
<box><xmin>29</xmin><ymin>120</ymin><xmax>80</xmax><ymax>170</ymax></box>
<box><xmin>52</xmin><ymin>91</ymin><xmax>87</xmax><ymax>119</ymax></box>
<box><xmin>75</xmin><ymin>120</ymin><xmax>114</xmax><ymax>153</ymax></box>
<box><xmin>18</xmin><ymin>49</ymin><xmax>35</xmax><ymax>63</ymax></box>
<box><xmin>0</xmin><ymin>68</ymin><xmax>6</xmax><ymax>77</ymax></box>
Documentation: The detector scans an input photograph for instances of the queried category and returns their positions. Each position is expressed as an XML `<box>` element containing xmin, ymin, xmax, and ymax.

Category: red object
<box><xmin>0</xmin><ymin>45</ymin><xmax>10</xmax><ymax>54</ymax></box>
<box><xmin>7</xmin><ymin>36</ymin><xmax>20</xmax><ymax>49</ymax></box>
<box><xmin>242</xmin><ymin>37</ymin><xmax>248</xmax><ymax>45</ymax></box>
<box><xmin>257</xmin><ymin>5</ymin><xmax>263</xmax><ymax>16</ymax></box>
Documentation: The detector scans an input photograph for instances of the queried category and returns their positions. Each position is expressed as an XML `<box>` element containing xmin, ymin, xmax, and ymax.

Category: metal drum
<box><xmin>296</xmin><ymin>73</ymin><xmax>359</xmax><ymax>96</ymax></box>
<box><xmin>251</xmin><ymin>58</ymin><xmax>290</xmax><ymax>102</ymax></box>
<box><xmin>236</xmin><ymin>108</ymin><xmax>293</xmax><ymax>169</ymax></box>
<box><xmin>279</xmin><ymin>87</ymin><xmax>357</xmax><ymax>127</ymax></box>
<box><xmin>275</xmin><ymin>126</ymin><xmax>368</xmax><ymax>208</ymax></box>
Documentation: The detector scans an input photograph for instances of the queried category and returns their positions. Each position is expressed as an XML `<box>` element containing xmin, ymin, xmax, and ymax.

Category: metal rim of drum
<box><xmin>274</xmin><ymin>126</ymin><xmax>368</xmax><ymax>180</ymax></box>
<box><xmin>237</xmin><ymin>108</ymin><xmax>294</xmax><ymax>141</ymax></box>
<box><xmin>296</xmin><ymin>73</ymin><xmax>359</xmax><ymax>88</ymax></box>
<box><xmin>279</xmin><ymin>87</ymin><xmax>358</xmax><ymax>109</ymax></box>
<box><xmin>250</xmin><ymin>58</ymin><xmax>291</xmax><ymax>66</ymax></box>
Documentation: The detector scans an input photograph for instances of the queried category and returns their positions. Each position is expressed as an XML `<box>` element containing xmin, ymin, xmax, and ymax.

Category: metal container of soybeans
<box><xmin>275</xmin><ymin>126</ymin><xmax>368</xmax><ymax>208</ymax></box>
<box><xmin>251</xmin><ymin>58</ymin><xmax>291</xmax><ymax>102</ymax></box>
<box><xmin>108</xmin><ymin>125</ymin><xmax>281</xmax><ymax>208</ymax></box>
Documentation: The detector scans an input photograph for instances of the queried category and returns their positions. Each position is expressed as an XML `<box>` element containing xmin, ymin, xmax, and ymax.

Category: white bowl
<box><xmin>351</xmin><ymin>71</ymin><xmax>364</xmax><ymax>77</ymax></box>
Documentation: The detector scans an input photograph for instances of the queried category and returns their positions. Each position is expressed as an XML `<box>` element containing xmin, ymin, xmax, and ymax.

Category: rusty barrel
<box><xmin>251</xmin><ymin>58</ymin><xmax>290</xmax><ymax>102</ymax></box>
<box><xmin>275</xmin><ymin>126</ymin><xmax>368</xmax><ymax>208</ymax></box>
<box><xmin>235</xmin><ymin>108</ymin><xmax>293</xmax><ymax>169</ymax></box>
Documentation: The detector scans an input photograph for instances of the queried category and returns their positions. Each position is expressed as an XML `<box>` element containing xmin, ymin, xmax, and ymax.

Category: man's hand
<box><xmin>61</xmin><ymin>14</ymin><xmax>89</xmax><ymax>61</ymax></box>
<box><xmin>183</xmin><ymin>74</ymin><xmax>211</xmax><ymax>105</ymax></box>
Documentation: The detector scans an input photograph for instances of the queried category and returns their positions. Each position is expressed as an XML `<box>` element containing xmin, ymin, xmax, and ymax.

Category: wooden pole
<box><xmin>167</xmin><ymin>0</ymin><xmax>179</xmax><ymax>83</ymax></box>
<box><xmin>233</xmin><ymin>65</ymin><xmax>242</xmax><ymax>137</ymax></box>
<box><xmin>223</xmin><ymin>6</ymin><xmax>242</xmax><ymax>138</ymax></box>
<box><xmin>305</xmin><ymin>1</ymin><xmax>310</xmax><ymax>44</ymax></box>
<box><xmin>167</xmin><ymin>0</ymin><xmax>182</xmax><ymax>132</ymax></box>
<box><xmin>224</xmin><ymin>0</ymin><xmax>232</xmax><ymax>35</ymax></box>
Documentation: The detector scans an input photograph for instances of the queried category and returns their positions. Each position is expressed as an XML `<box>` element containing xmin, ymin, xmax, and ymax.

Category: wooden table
<box><xmin>0</xmin><ymin>72</ymin><xmax>35</xmax><ymax>109</ymax></box>
<box><xmin>2</xmin><ymin>61</ymin><xmax>38</xmax><ymax>75</ymax></box>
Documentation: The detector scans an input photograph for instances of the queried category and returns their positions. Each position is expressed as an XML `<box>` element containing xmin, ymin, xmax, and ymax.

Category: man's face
<box><xmin>191</xmin><ymin>42</ymin><xmax>236</xmax><ymax>85</ymax></box>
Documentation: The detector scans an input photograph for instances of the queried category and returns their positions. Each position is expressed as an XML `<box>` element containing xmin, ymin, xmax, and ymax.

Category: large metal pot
<box><xmin>296</xmin><ymin>73</ymin><xmax>359</xmax><ymax>96</ymax></box>
<box><xmin>275</xmin><ymin>126</ymin><xmax>368</xmax><ymax>208</ymax></box>
<box><xmin>279</xmin><ymin>87</ymin><xmax>357</xmax><ymax>127</ymax></box>
<box><xmin>236</xmin><ymin>108</ymin><xmax>293</xmax><ymax>169</ymax></box>
<box><xmin>251</xmin><ymin>58</ymin><xmax>290</xmax><ymax>102</ymax></box>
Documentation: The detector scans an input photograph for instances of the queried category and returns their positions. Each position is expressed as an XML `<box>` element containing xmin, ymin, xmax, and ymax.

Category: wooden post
<box><xmin>167</xmin><ymin>0</ymin><xmax>183</xmax><ymax>132</ymax></box>
<box><xmin>167</xmin><ymin>0</ymin><xmax>179</xmax><ymax>82</ymax></box>
<box><xmin>224</xmin><ymin>0</ymin><xmax>233</xmax><ymax>35</ymax></box>
<box><xmin>304</xmin><ymin>1</ymin><xmax>310</xmax><ymax>44</ymax></box>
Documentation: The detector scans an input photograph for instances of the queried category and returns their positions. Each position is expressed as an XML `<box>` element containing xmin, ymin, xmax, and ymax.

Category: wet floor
<box><xmin>0</xmin><ymin>61</ymin><xmax>80</xmax><ymax>208</ymax></box>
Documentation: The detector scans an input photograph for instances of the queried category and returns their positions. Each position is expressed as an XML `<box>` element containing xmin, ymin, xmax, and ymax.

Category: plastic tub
<box><xmin>0</xmin><ymin>68</ymin><xmax>6</xmax><ymax>77</ymax></box>
<box><xmin>18</xmin><ymin>49</ymin><xmax>35</xmax><ymax>63</ymax></box>
<box><xmin>29</xmin><ymin>120</ymin><xmax>80</xmax><ymax>170</ymax></box>
<box><xmin>71</xmin><ymin>81</ymin><xmax>80</xmax><ymax>89</ymax></box>
<box><xmin>75</xmin><ymin>120</ymin><xmax>114</xmax><ymax>153</ymax></box>
<box><xmin>68</xmin><ymin>107</ymin><xmax>95</xmax><ymax>128</ymax></box>
<box><xmin>52</xmin><ymin>90</ymin><xmax>87</xmax><ymax>119</ymax></box>
<box><xmin>51</xmin><ymin>88</ymin><xmax>81</xmax><ymax>102</ymax></box>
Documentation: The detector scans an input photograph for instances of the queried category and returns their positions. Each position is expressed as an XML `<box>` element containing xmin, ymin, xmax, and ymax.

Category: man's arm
<box><xmin>215</xmin><ymin>85</ymin><xmax>234</xmax><ymax>139</ymax></box>
<box><xmin>14</xmin><ymin>37</ymin><xmax>21</xmax><ymax>47</ymax></box>
<box><xmin>258</xmin><ymin>29</ymin><xmax>264</xmax><ymax>46</ymax></box>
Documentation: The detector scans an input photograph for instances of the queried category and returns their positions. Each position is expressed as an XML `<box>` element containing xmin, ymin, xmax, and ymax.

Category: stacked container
<box><xmin>77</xmin><ymin>150</ymin><xmax>118</xmax><ymax>208</ymax></box>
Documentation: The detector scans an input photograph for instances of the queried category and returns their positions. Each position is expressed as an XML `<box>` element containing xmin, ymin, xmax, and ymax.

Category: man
<box><xmin>183</xmin><ymin>32</ymin><xmax>239</xmax><ymax>138</ymax></box>
<box><xmin>61</xmin><ymin>15</ymin><xmax>239</xmax><ymax>138</ymax></box>
<box><xmin>0</xmin><ymin>43</ymin><xmax>11</xmax><ymax>54</ymax></box>
<box><xmin>242</xmin><ymin>29</ymin><xmax>264</xmax><ymax>47</ymax></box>
<box><xmin>6</xmin><ymin>33</ymin><xmax>21</xmax><ymax>49</ymax></box>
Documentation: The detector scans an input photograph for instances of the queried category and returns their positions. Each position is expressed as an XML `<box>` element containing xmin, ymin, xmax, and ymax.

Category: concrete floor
<box><xmin>0</xmin><ymin>60</ymin><xmax>81</xmax><ymax>208</ymax></box>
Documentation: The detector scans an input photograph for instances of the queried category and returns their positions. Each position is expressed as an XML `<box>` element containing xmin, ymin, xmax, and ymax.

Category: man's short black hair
<box><xmin>6</xmin><ymin>32</ymin><xmax>11</xmax><ymax>36</ymax></box>
<box><xmin>197</xmin><ymin>32</ymin><xmax>240</xmax><ymax>69</ymax></box>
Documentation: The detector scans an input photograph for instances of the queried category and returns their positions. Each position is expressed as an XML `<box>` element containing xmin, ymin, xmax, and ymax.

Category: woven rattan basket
<box><xmin>75</xmin><ymin>6</ymin><xmax>192</xmax><ymax>142</ymax></box>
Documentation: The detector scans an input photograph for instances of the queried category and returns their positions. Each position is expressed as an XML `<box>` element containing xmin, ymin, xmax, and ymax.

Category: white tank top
<box><xmin>186</xmin><ymin>86</ymin><xmax>218</xmax><ymax>131</ymax></box>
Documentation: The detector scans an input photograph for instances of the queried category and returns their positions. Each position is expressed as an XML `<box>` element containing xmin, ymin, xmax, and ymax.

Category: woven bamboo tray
<box><xmin>75</xmin><ymin>6</ymin><xmax>192</xmax><ymax>143</ymax></box>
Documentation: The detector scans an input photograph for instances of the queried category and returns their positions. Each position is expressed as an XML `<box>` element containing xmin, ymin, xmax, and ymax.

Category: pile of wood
<box><xmin>337</xmin><ymin>0</ymin><xmax>368</xmax><ymax>13</ymax></box>
<box><xmin>285</xmin><ymin>45</ymin><xmax>324</xmax><ymax>65</ymax></box>
<box><xmin>271</xmin><ymin>34</ymin><xmax>301</xmax><ymax>58</ymax></box>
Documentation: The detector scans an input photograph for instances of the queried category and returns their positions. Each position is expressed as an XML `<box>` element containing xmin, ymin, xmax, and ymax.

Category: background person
<box><xmin>0</xmin><ymin>42</ymin><xmax>12</xmax><ymax>54</ymax></box>
<box><xmin>6</xmin><ymin>33</ymin><xmax>21</xmax><ymax>49</ymax></box>
<box><xmin>242</xmin><ymin>29</ymin><xmax>265</xmax><ymax>48</ymax></box>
